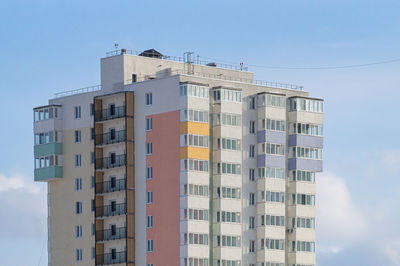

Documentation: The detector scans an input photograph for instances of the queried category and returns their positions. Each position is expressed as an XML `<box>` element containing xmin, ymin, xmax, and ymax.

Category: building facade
<box><xmin>33</xmin><ymin>49</ymin><xmax>323</xmax><ymax>266</ymax></box>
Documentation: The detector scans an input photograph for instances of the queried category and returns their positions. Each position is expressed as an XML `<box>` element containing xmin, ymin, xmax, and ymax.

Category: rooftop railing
<box><xmin>106</xmin><ymin>49</ymin><xmax>248</xmax><ymax>71</ymax></box>
<box><xmin>54</xmin><ymin>85</ymin><xmax>101</xmax><ymax>98</ymax></box>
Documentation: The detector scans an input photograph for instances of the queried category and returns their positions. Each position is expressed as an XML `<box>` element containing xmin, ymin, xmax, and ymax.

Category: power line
<box><xmin>199</xmin><ymin>55</ymin><xmax>400</xmax><ymax>70</ymax></box>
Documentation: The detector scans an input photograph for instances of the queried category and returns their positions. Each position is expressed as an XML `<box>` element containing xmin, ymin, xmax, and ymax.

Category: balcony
<box><xmin>96</xmin><ymin>227</ymin><xmax>126</xmax><ymax>242</ymax></box>
<box><xmin>95</xmin><ymin>130</ymin><xmax>126</xmax><ymax>146</ymax></box>
<box><xmin>34</xmin><ymin>166</ymin><xmax>63</xmax><ymax>182</ymax></box>
<box><xmin>96</xmin><ymin>251</ymin><xmax>126</xmax><ymax>265</ymax></box>
<box><xmin>95</xmin><ymin>178</ymin><xmax>126</xmax><ymax>194</ymax></box>
<box><xmin>95</xmin><ymin>203</ymin><xmax>126</xmax><ymax>218</ymax></box>
<box><xmin>95</xmin><ymin>154</ymin><xmax>126</xmax><ymax>170</ymax></box>
<box><xmin>95</xmin><ymin>106</ymin><xmax>126</xmax><ymax>122</ymax></box>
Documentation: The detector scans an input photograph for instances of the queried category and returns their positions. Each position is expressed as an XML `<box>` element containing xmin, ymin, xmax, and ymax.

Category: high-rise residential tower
<box><xmin>33</xmin><ymin>49</ymin><xmax>323</xmax><ymax>266</ymax></box>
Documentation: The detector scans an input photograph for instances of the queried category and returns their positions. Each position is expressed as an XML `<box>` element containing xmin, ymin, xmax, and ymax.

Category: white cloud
<box><xmin>0</xmin><ymin>173</ymin><xmax>47</xmax><ymax>238</ymax></box>
<box><xmin>317</xmin><ymin>172</ymin><xmax>368</xmax><ymax>244</ymax></box>
<box><xmin>382</xmin><ymin>240</ymin><xmax>400</xmax><ymax>266</ymax></box>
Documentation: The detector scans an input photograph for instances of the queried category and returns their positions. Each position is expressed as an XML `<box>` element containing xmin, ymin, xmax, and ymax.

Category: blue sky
<box><xmin>1</xmin><ymin>0</ymin><xmax>400</xmax><ymax>265</ymax></box>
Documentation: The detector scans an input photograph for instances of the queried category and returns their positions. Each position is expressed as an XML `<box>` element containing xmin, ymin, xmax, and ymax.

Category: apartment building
<box><xmin>33</xmin><ymin>48</ymin><xmax>323</xmax><ymax>266</ymax></box>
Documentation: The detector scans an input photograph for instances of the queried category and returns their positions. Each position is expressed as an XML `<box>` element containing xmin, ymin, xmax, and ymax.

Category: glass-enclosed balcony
<box><xmin>34</xmin><ymin>166</ymin><xmax>63</xmax><ymax>182</ymax></box>
<box><xmin>96</xmin><ymin>251</ymin><xmax>126</xmax><ymax>265</ymax></box>
<box><xmin>95</xmin><ymin>130</ymin><xmax>126</xmax><ymax>146</ymax></box>
<box><xmin>94</xmin><ymin>105</ymin><xmax>126</xmax><ymax>122</ymax></box>
<box><xmin>95</xmin><ymin>178</ymin><xmax>126</xmax><ymax>194</ymax></box>
<box><xmin>96</xmin><ymin>227</ymin><xmax>126</xmax><ymax>242</ymax></box>
<box><xmin>95</xmin><ymin>203</ymin><xmax>126</xmax><ymax>218</ymax></box>
<box><xmin>95</xmin><ymin>154</ymin><xmax>126</xmax><ymax>170</ymax></box>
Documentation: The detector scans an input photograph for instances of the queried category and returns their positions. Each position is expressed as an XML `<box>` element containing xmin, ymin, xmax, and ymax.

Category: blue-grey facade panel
<box><xmin>257</xmin><ymin>130</ymin><xmax>286</xmax><ymax>144</ymax></box>
<box><xmin>288</xmin><ymin>134</ymin><xmax>323</xmax><ymax>148</ymax></box>
<box><xmin>288</xmin><ymin>158</ymin><xmax>323</xmax><ymax>172</ymax></box>
<box><xmin>257</xmin><ymin>154</ymin><xmax>286</xmax><ymax>168</ymax></box>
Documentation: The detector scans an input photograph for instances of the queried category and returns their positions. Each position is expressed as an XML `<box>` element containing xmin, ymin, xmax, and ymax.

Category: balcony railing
<box><xmin>95</xmin><ymin>130</ymin><xmax>126</xmax><ymax>146</ymax></box>
<box><xmin>95</xmin><ymin>178</ymin><xmax>126</xmax><ymax>194</ymax></box>
<box><xmin>95</xmin><ymin>154</ymin><xmax>126</xmax><ymax>170</ymax></box>
<box><xmin>95</xmin><ymin>203</ymin><xmax>126</xmax><ymax>217</ymax></box>
<box><xmin>96</xmin><ymin>227</ymin><xmax>126</xmax><ymax>241</ymax></box>
<box><xmin>96</xmin><ymin>251</ymin><xmax>126</xmax><ymax>265</ymax></box>
<box><xmin>95</xmin><ymin>106</ymin><xmax>126</xmax><ymax>122</ymax></box>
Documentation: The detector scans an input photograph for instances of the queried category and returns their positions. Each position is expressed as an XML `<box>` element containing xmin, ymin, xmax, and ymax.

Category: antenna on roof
<box><xmin>114</xmin><ymin>42</ymin><xmax>119</xmax><ymax>54</ymax></box>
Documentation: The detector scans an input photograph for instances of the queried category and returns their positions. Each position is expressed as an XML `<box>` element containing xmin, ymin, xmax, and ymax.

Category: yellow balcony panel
<box><xmin>180</xmin><ymin>147</ymin><xmax>209</xmax><ymax>160</ymax></box>
<box><xmin>180</xmin><ymin>122</ymin><xmax>209</xmax><ymax>136</ymax></box>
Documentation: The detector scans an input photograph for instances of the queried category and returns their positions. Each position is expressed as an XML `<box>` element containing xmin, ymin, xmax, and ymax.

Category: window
<box><xmin>217</xmin><ymin>260</ymin><xmax>241</xmax><ymax>266</ymax></box>
<box><xmin>261</xmin><ymin>119</ymin><xmax>286</xmax><ymax>132</ymax></box>
<box><xmin>217</xmin><ymin>138</ymin><xmax>241</xmax><ymax>151</ymax></box>
<box><xmin>289</xmin><ymin>97</ymin><xmax>323</xmax><ymax>113</ymax></box>
<box><xmin>75</xmin><ymin>154</ymin><xmax>82</xmax><ymax>167</ymax></box>
<box><xmin>76</xmin><ymin>201</ymin><xmax>82</xmax><ymax>214</ymax></box>
<box><xmin>217</xmin><ymin>235</ymin><xmax>241</xmax><ymax>247</ymax></box>
<box><xmin>146</xmin><ymin>93</ymin><xmax>153</xmax><ymax>106</ymax></box>
<box><xmin>180</xmin><ymin>84</ymin><xmax>209</xmax><ymax>98</ymax></box>
<box><xmin>249</xmin><ymin>216</ymin><xmax>255</xmax><ymax>229</ymax></box>
<box><xmin>216</xmin><ymin>162</ymin><xmax>241</xmax><ymax>175</ymax></box>
<box><xmin>262</xmin><ymin>191</ymin><xmax>285</xmax><ymax>203</ymax></box>
<box><xmin>34</xmin><ymin>106</ymin><xmax>59</xmax><ymax>122</ymax></box>
<box><xmin>76</xmin><ymin>225</ymin><xmax>82</xmax><ymax>238</ymax></box>
<box><xmin>146</xmin><ymin>142</ymin><xmax>152</xmax><ymax>155</ymax></box>
<box><xmin>214</xmin><ymin>113</ymin><xmax>241</xmax><ymax>126</ymax></box>
<box><xmin>181</xmin><ymin>109</ymin><xmax>209</xmax><ymax>123</ymax></box>
<box><xmin>74</xmin><ymin>106</ymin><xmax>81</xmax><ymax>119</ymax></box>
<box><xmin>249</xmin><ymin>240</ymin><xmax>255</xmax><ymax>252</ymax></box>
<box><xmin>90</xmin><ymin>103</ymin><xmax>94</xmax><ymax>116</ymax></box>
<box><xmin>34</xmin><ymin>131</ymin><xmax>61</xmax><ymax>145</ymax></box>
<box><xmin>293</xmin><ymin>194</ymin><xmax>315</xmax><ymax>206</ymax></box>
<box><xmin>147</xmin><ymin>239</ymin><xmax>153</xmax><ymax>252</ymax></box>
<box><xmin>146</xmin><ymin>118</ymin><xmax>153</xmax><ymax>131</ymax></box>
<box><xmin>91</xmin><ymin>128</ymin><xmax>95</xmax><ymax>140</ymax></box>
<box><xmin>75</xmin><ymin>178</ymin><xmax>82</xmax><ymax>191</ymax></box>
<box><xmin>186</xmin><ymin>209</ymin><xmax>209</xmax><ymax>221</ymax></box>
<box><xmin>292</xmin><ymin>122</ymin><xmax>323</xmax><ymax>136</ymax></box>
<box><xmin>92</xmin><ymin>247</ymin><xmax>95</xmax><ymax>259</ymax></box>
<box><xmin>261</xmin><ymin>143</ymin><xmax>285</xmax><ymax>155</ymax></box>
<box><xmin>263</xmin><ymin>215</ymin><xmax>285</xmax><ymax>226</ymax></box>
<box><xmin>181</xmin><ymin>134</ymin><xmax>209</xmax><ymax>148</ymax></box>
<box><xmin>213</xmin><ymin>88</ymin><xmax>241</xmax><ymax>103</ymax></box>
<box><xmin>293</xmin><ymin>217</ymin><xmax>315</xmax><ymax>229</ymax></box>
<box><xmin>249</xmin><ymin>145</ymin><xmax>255</xmax><ymax>158</ymax></box>
<box><xmin>91</xmin><ymin>152</ymin><xmax>95</xmax><ymax>164</ymax></box>
<box><xmin>217</xmin><ymin>211</ymin><xmax>241</xmax><ymax>223</ymax></box>
<box><xmin>76</xmin><ymin>249</ymin><xmax>82</xmax><ymax>261</ymax></box>
<box><xmin>184</xmin><ymin>258</ymin><xmax>209</xmax><ymax>266</ymax></box>
<box><xmin>75</xmin><ymin>130</ymin><xmax>81</xmax><ymax>143</ymax></box>
<box><xmin>249</xmin><ymin>193</ymin><xmax>255</xmax><ymax>206</ymax></box>
<box><xmin>181</xmin><ymin>159</ymin><xmax>209</xmax><ymax>172</ymax></box>
<box><xmin>258</xmin><ymin>167</ymin><xmax>285</xmax><ymax>179</ymax></box>
<box><xmin>91</xmin><ymin>175</ymin><xmax>95</xmax><ymax>188</ymax></box>
<box><xmin>292</xmin><ymin>147</ymin><xmax>323</xmax><ymax>160</ymax></box>
<box><xmin>146</xmin><ymin>167</ymin><xmax>153</xmax><ymax>180</ymax></box>
<box><xmin>111</xmin><ymin>248</ymin><xmax>117</xmax><ymax>260</ymax></box>
<box><xmin>249</xmin><ymin>169</ymin><xmax>255</xmax><ymax>181</ymax></box>
<box><xmin>147</xmin><ymin>191</ymin><xmax>153</xmax><ymax>204</ymax></box>
<box><xmin>249</xmin><ymin>96</ymin><xmax>256</xmax><ymax>109</ymax></box>
<box><xmin>264</xmin><ymin>239</ymin><xmax>285</xmax><ymax>250</ymax></box>
<box><xmin>185</xmin><ymin>233</ymin><xmax>209</xmax><ymax>245</ymax></box>
<box><xmin>92</xmin><ymin>223</ymin><xmax>95</xmax><ymax>236</ymax></box>
<box><xmin>295</xmin><ymin>241</ymin><xmax>316</xmax><ymax>252</ymax></box>
<box><xmin>109</xmin><ymin>104</ymin><xmax>116</xmax><ymax>116</ymax></box>
<box><xmin>185</xmin><ymin>184</ymin><xmax>209</xmax><ymax>197</ymax></box>
<box><xmin>249</xmin><ymin>121</ymin><xmax>255</xmax><ymax>134</ymax></box>
<box><xmin>259</xmin><ymin>94</ymin><xmax>286</xmax><ymax>108</ymax></box>
<box><xmin>132</xmin><ymin>74</ymin><xmax>137</xmax><ymax>83</ymax></box>
<box><xmin>91</xmin><ymin>199</ymin><xmax>95</xmax><ymax>212</ymax></box>
<box><xmin>216</xmin><ymin>187</ymin><xmax>241</xmax><ymax>199</ymax></box>
<box><xmin>291</xmin><ymin>170</ymin><xmax>315</xmax><ymax>182</ymax></box>
<box><xmin>147</xmin><ymin>215</ymin><xmax>153</xmax><ymax>228</ymax></box>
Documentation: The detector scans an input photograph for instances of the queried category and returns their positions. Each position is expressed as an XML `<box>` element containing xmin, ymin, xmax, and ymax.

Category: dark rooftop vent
<box><xmin>206</xmin><ymin>62</ymin><xmax>217</xmax><ymax>67</ymax></box>
<box><xmin>139</xmin><ymin>49</ymin><xmax>163</xmax><ymax>59</ymax></box>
